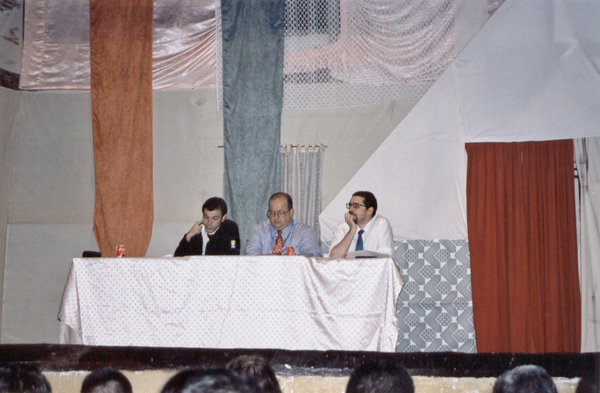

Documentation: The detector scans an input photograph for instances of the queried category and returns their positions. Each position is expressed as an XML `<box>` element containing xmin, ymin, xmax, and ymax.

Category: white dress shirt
<box><xmin>329</xmin><ymin>214</ymin><xmax>394</xmax><ymax>257</ymax></box>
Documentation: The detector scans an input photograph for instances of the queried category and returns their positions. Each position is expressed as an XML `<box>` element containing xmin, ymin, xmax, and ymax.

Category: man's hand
<box><xmin>344</xmin><ymin>213</ymin><xmax>358</xmax><ymax>232</ymax></box>
<box><xmin>186</xmin><ymin>221</ymin><xmax>203</xmax><ymax>241</ymax></box>
<box><xmin>330</xmin><ymin>213</ymin><xmax>359</xmax><ymax>258</ymax></box>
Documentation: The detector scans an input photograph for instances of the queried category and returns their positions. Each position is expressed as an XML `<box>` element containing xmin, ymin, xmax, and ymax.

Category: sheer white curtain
<box><xmin>21</xmin><ymin>0</ymin><xmax>493</xmax><ymax>108</ymax></box>
<box><xmin>575</xmin><ymin>137</ymin><xmax>600</xmax><ymax>352</ymax></box>
<box><xmin>281</xmin><ymin>144</ymin><xmax>325</xmax><ymax>238</ymax></box>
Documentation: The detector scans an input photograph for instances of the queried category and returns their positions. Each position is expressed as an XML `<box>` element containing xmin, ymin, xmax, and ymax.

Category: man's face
<box><xmin>348</xmin><ymin>196</ymin><xmax>374</xmax><ymax>227</ymax></box>
<box><xmin>202</xmin><ymin>209</ymin><xmax>226</xmax><ymax>233</ymax></box>
<box><xmin>268</xmin><ymin>196</ymin><xmax>294</xmax><ymax>231</ymax></box>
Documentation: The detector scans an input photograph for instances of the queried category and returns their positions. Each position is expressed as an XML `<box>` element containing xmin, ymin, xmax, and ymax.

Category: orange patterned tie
<box><xmin>272</xmin><ymin>230</ymin><xmax>283</xmax><ymax>254</ymax></box>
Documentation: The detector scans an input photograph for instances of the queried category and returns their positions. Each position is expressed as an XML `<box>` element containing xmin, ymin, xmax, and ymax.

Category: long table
<box><xmin>58</xmin><ymin>256</ymin><xmax>404</xmax><ymax>351</ymax></box>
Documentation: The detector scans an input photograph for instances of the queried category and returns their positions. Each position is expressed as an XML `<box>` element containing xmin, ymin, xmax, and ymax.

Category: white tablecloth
<box><xmin>58</xmin><ymin>256</ymin><xmax>404</xmax><ymax>351</ymax></box>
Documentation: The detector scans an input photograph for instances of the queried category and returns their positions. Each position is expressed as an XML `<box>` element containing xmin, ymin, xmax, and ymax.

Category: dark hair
<box><xmin>346</xmin><ymin>361</ymin><xmax>413</xmax><ymax>393</ymax></box>
<box><xmin>352</xmin><ymin>191</ymin><xmax>377</xmax><ymax>215</ymax></box>
<box><xmin>203</xmin><ymin>197</ymin><xmax>228</xmax><ymax>216</ymax></box>
<box><xmin>269</xmin><ymin>193</ymin><xmax>293</xmax><ymax>210</ymax></box>
<box><xmin>81</xmin><ymin>368</ymin><xmax>132</xmax><ymax>393</ymax></box>
<box><xmin>493</xmin><ymin>365</ymin><xmax>557</xmax><ymax>393</ymax></box>
<box><xmin>576</xmin><ymin>376</ymin><xmax>597</xmax><ymax>393</ymax></box>
<box><xmin>0</xmin><ymin>364</ymin><xmax>52</xmax><ymax>393</ymax></box>
<box><xmin>161</xmin><ymin>368</ymin><xmax>260</xmax><ymax>393</ymax></box>
<box><xmin>226</xmin><ymin>356</ymin><xmax>281</xmax><ymax>393</ymax></box>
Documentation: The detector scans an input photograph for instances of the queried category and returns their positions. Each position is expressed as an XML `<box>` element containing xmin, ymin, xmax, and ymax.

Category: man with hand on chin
<box><xmin>174</xmin><ymin>197</ymin><xmax>240</xmax><ymax>256</ymax></box>
<box><xmin>329</xmin><ymin>191</ymin><xmax>394</xmax><ymax>258</ymax></box>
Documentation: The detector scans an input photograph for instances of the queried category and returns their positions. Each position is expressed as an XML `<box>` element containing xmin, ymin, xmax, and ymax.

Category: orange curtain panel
<box><xmin>466</xmin><ymin>141</ymin><xmax>580</xmax><ymax>353</ymax></box>
<box><xmin>89</xmin><ymin>1</ymin><xmax>154</xmax><ymax>257</ymax></box>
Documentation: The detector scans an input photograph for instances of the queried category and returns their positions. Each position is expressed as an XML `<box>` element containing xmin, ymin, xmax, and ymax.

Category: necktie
<box><xmin>272</xmin><ymin>230</ymin><xmax>283</xmax><ymax>254</ymax></box>
<box><xmin>355</xmin><ymin>229</ymin><xmax>364</xmax><ymax>251</ymax></box>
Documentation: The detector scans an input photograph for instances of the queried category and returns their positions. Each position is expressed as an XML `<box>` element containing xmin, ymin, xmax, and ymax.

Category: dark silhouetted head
<box><xmin>81</xmin><ymin>368</ymin><xmax>132</xmax><ymax>393</ymax></box>
<box><xmin>160</xmin><ymin>368</ymin><xmax>260</xmax><ymax>393</ymax></box>
<box><xmin>226</xmin><ymin>355</ymin><xmax>281</xmax><ymax>393</ymax></box>
<box><xmin>0</xmin><ymin>364</ymin><xmax>52</xmax><ymax>393</ymax></box>
<box><xmin>346</xmin><ymin>360</ymin><xmax>413</xmax><ymax>393</ymax></box>
<box><xmin>493</xmin><ymin>365</ymin><xmax>557</xmax><ymax>393</ymax></box>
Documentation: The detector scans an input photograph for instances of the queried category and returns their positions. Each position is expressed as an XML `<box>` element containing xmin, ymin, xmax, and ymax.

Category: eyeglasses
<box><xmin>267</xmin><ymin>209</ymin><xmax>290</xmax><ymax>218</ymax></box>
<box><xmin>346</xmin><ymin>203</ymin><xmax>366</xmax><ymax>209</ymax></box>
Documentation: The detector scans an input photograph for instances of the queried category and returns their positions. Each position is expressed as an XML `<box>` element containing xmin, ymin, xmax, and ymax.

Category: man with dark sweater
<box><xmin>174</xmin><ymin>197</ymin><xmax>240</xmax><ymax>256</ymax></box>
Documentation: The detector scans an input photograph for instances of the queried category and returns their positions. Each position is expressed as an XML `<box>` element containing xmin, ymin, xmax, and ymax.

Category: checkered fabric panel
<box><xmin>394</xmin><ymin>240</ymin><xmax>476</xmax><ymax>352</ymax></box>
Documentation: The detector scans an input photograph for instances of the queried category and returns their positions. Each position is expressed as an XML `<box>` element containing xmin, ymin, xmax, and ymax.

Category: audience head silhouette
<box><xmin>493</xmin><ymin>365</ymin><xmax>557</xmax><ymax>393</ymax></box>
<box><xmin>346</xmin><ymin>360</ymin><xmax>413</xmax><ymax>393</ymax></box>
<box><xmin>81</xmin><ymin>368</ymin><xmax>132</xmax><ymax>393</ymax></box>
<box><xmin>160</xmin><ymin>368</ymin><xmax>261</xmax><ymax>393</ymax></box>
<box><xmin>226</xmin><ymin>355</ymin><xmax>281</xmax><ymax>393</ymax></box>
<box><xmin>0</xmin><ymin>364</ymin><xmax>52</xmax><ymax>393</ymax></box>
<box><xmin>575</xmin><ymin>376</ymin><xmax>597</xmax><ymax>393</ymax></box>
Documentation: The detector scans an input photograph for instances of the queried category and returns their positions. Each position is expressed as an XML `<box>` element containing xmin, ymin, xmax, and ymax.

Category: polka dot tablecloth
<box><xmin>58</xmin><ymin>256</ymin><xmax>404</xmax><ymax>351</ymax></box>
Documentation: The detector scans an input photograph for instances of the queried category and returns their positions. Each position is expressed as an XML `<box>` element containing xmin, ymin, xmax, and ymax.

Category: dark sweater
<box><xmin>174</xmin><ymin>219</ymin><xmax>241</xmax><ymax>256</ymax></box>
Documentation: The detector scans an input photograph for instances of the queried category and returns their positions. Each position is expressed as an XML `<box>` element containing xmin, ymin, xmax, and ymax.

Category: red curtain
<box><xmin>466</xmin><ymin>141</ymin><xmax>580</xmax><ymax>353</ymax></box>
<box><xmin>90</xmin><ymin>1</ymin><xmax>154</xmax><ymax>257</ymax></box>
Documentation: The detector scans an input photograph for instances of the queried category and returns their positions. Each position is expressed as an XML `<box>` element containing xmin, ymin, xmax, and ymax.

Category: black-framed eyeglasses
<box><xmin>267</xmin><ymin>209</ymin><xmax>290</xmax><ymax>218</ymax></box>
<box><xmin>346</xmin><ymin>203</ymin><xmax>366</xmax><ymax>209</ymax></box>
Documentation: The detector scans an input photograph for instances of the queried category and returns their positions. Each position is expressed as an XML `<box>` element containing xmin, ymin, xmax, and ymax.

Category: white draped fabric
<box><xmin>320</xmin><ymin>0</ymin><xmax>600</xmax><ymax>243</ymax></box>
<box><xmin>575</xmin><ymin>138</ymin><xmax>600</xmax><ymax>353</ymax></box>
<box><xmin>20</xmin><ymin>0</ymin><xmax>217</xmax><ymax>90</ymax></box>
<box><xmin>59</xmin><ymin>256</ymin><xmax>404</xmax><ymax>351</ymax></box>
<box><xmin>20</xmin><ymin>0</ymin><xmax>492</xmax><ymax>111</ymax></box>
<box><xmin>280</xmin><ymin>144</ymin><xmax>325</xmax><ymax>238</ymax></box>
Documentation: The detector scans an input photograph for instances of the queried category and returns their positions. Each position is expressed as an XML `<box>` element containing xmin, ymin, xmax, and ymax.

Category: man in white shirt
<box><xmin>329</xmin><ymin>191</ymin><xmax>394</xmax><ymax>258</ymax></box>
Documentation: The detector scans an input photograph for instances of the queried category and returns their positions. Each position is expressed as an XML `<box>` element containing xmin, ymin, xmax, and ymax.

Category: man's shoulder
<box><xmin>334</xmin><ymin>220</ymin><xmax>350</xmax><ymax>232</ymax></box>
<box><xmin>219</xmin><ymin>219</ymin><xmax>240</xmax><ymax>233</ymax></box>
<box><xmin>291</xmin><ymin>219</ymin><xmax>316</xmax><ymax>233</ymax></box>
<box><xmin>250</xmin><ymin>220</ymin><xmax>271</xmax><ymax>233</ymax></box>
<box><xmin>221</xmin><ymin>219</ymin><xmax>239</xmax><ymax>229</ymax></box>
<box><xmin>373</xmin><ymin>214</ymin><xmax>390</xmax><ymax>224</ymax></box>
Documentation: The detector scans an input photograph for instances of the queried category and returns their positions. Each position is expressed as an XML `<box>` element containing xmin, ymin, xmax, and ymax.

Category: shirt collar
<box><xmin>202</xmin><ymin>225</ymin><xmax>220</xmax><ymax>236</ymax></box>
<box><xmin>269</xmin><ymin>219</ymin><xmax>295</xmax><ymax>237</ymax></box>
<box><xmin>359</xmin><ymin>213</ymin><xmax>378</xmax><ymax>234</ymax></box>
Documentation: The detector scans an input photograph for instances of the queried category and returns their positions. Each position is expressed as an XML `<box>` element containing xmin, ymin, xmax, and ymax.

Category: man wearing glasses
<box><xmin>329</xmin><ymin>191</ymin><xmax>394</xmax><ymax>258</ymax></box>
<box><xmin>245</xmin><ymin>192</ymin><xmax>322</xmax><ymax>256</ymax></box>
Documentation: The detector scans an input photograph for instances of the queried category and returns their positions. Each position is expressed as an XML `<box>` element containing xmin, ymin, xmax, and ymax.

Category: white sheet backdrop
<box><xmin>320</xmin><ymin>0</ymin><xmax>600</xmax><ymax>243</ymax></box>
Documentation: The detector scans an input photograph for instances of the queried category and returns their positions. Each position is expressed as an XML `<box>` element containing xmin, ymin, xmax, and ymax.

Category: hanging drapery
<box><xmin>21</xmin><ymin>0</ymin><xmax>217</xmax><ymax>90</ymax></box>
<box><xmin>575</xmin><ymin>137</ymin><xmax>600</xmax><ymax>352</ymax></box>
<box><xmin>21</xmin><ymin>0</ymin><xmax>493</xmax><ymax>111</ymax></box>
<box><xmin>280</xmin><ymin>144</ymin><xmax>325</xmax><ymax>238</ymax></box>
<box><xmin>466</xmin><ymin>141</ymin><xmax>580</xmax><ymax>353</ymax></box>
<box><xmin>221</xmin><ymin>0</ymin><xmax>285</xmax><ymax>250</ymax></box>
<box><xmin>90</xmin><ymin>0</ymin><xmax>154</xmax><ymax>257</ymax></box>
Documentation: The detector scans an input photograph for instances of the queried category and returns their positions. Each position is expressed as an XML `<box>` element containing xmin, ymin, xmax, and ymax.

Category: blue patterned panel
<box><xmin>394</xmin><ymin>240</ymin><xmax>476</xmax><ymax>353</ymax></box>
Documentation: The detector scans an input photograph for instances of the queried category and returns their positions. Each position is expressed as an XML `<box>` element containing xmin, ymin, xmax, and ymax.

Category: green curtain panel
<box><xmin>221</xmin><ymin>0</ymin><xmax>285</xmax><ymax>250</ymax></box>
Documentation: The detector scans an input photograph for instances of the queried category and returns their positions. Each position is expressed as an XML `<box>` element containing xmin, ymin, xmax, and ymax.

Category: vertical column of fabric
<box><xmin>221</xmin><ymin>0</ymin><xmax>285</xmax><ymax>249</ymax></box>
<box><xmin>576</xmin><ymin>138</ymin><xmax>600</xmax><ymax>352</ymax></box>
<box><xmin>89</xmin><ymin>1</ymin><xmax>154</xmax><ymax>257</ymax></box>
<box><xmin>466</xmin><ymin>141</ymin><xmax>580</xmax><ymax>353</ymax></box>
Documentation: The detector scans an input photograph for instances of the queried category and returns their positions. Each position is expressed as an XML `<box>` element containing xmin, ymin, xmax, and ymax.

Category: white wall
<box><xmin>0</xmin><ymin>86</ymin><xmax>415</xmax><ymax>343</ymax></box>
